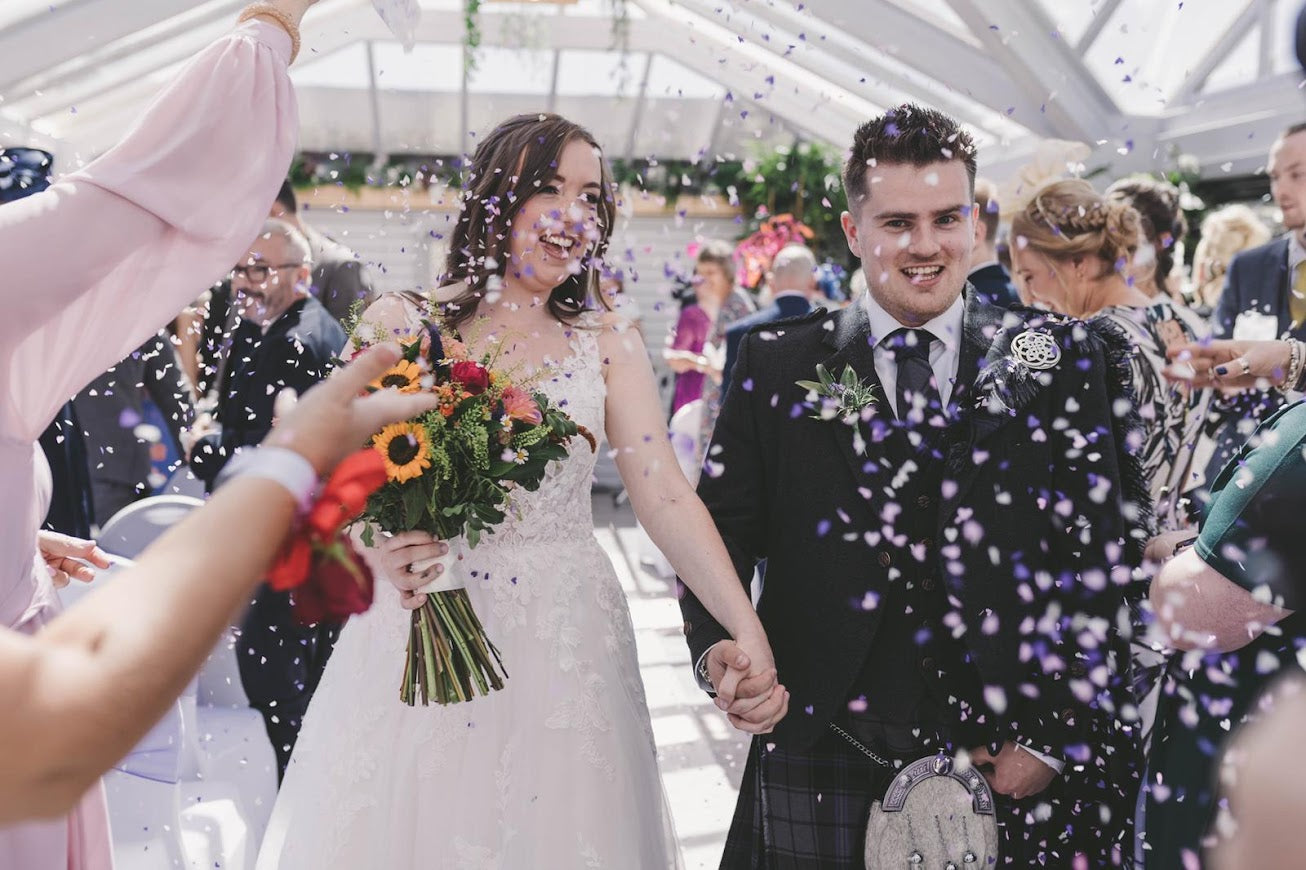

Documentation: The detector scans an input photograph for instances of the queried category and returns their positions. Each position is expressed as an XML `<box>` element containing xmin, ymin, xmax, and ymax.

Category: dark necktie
<box><xmin>887</xmin><ymin>328</ymin><xmax>942</xmax><ymax>445</ymax></box>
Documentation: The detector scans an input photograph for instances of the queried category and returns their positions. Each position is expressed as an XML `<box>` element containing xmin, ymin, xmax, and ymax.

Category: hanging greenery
<box><xmin>722</xmin><ymin>141</ymin><xmax>850</xmax><ymax>269</ymax></box>
<box><xmin>463</xmin><ymin>0</ymin><xmax>629</xmax><ymax>73</ymax></box>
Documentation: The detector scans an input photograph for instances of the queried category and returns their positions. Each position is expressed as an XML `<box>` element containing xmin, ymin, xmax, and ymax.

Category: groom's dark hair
<box><xmin>842</xmin><ymin>103</ymin><xmax>977</xmax><ymax>216</ymax></box>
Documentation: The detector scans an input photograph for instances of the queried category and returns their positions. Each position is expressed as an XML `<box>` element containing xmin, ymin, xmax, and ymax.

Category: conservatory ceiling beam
<box><xmin>624</xmin><ymin>53</ymin><xmax>654</xmax><ymax>161</ymax></box>
<box><xmin>673</xmin><ymin>0</ymin><xmax>1050</xmax><ymax>140</ymax></box>
<box><xmin>1158</xmin><ymin>71</ymin><xmax>1301</xmax><ymax>173</ymax></box>
<box><xmin>629</xmin><ymin>0</ymin><xmax>873</xmax><ymax>149</ymax></box>
<box><xmin>1174</xmin><ymin>0</ymin><xmax>1260</xmax><ymax>102</ymax></box>
<box><xmin>1075</xmin><ymin>0</ymin><xmax>1123</xmax><ymax>55</ymax></box>
<box><xmin>811</xmin><ymin>0</ymin><xmax>1055</xmax><ymax>138</ymax></box>
<box><xmin>1</xmin><ymin>0</ymin><xmax>245</xmax><ymax>100</ymax></box>
<box><xmin>943</xmin><ymin>0</ymin><xmax>1121</xmax><ymax>143</ymax></box>
<box><xmin>0</xmin><ymin>0</ymin><xmax>239</xmax><ymax>95</ymax></box>
<box><xmin>7</xmin><ymin>22</ymin><xmax>228</xmax><ymax>123</ymax></box>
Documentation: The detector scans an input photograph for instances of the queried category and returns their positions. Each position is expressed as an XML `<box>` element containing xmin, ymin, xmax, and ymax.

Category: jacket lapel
<box><xmin>937</xmin><ymin>288</ymin><xmax>1006</xmax><ymax>533</ymax></box>
<box><xmin>816</xmin><ymin>303</ymin><xmax>903</xmax><ymax>490</ymax></box>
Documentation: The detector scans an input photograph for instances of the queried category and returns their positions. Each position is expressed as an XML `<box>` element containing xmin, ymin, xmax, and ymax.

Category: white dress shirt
<box><xmin>861</xmin><ymin>289</ymin><xmax>965</xmax><ymax>416</ymax></box>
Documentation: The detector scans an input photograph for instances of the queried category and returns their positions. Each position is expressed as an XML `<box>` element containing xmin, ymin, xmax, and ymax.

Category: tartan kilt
<box><xmin>718</xmin><ymin>733</ymin><xmax>1135</xmax><ymax>870</ymax></box>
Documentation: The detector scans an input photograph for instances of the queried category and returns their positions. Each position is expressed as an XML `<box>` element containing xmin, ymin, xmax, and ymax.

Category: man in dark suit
<box><xmin>966</xmin><ymin>177</ymin><xmax>1018</xmax><ymax>308</ymax></box>
<box><xmin>187</xmin><ymin>219</ymin><xmax>347</xmax><ymax>782</ymax></box>
<box><xmin>270</xmin><ymin>181</ymin><xmax>377</xmax><ymax>326</ymax></box>
<box><xmin>680</xmin><ymin>104</ymin><xmax>1144</xmax><ymax>867</ymax></box>
<box><xmin>75</xmin><ymin>332</ymin><xmax>194</xmax><ymax>524</ymax></box>
<box><xmin>1204</xmin><ymin>123</ymin><xmax>1306</xmax><ymax>481</ymax></box>
<box><xmin>720</xmin><ymin>244</ymin><xmax>820</xmax><ymax>395</ymax></box>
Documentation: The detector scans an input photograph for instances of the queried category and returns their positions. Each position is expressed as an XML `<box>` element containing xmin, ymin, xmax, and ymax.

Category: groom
<box><xmin>681</xmin><ymin>104</ymin><xmax>1143</xmax><ymax>867</ymax></box>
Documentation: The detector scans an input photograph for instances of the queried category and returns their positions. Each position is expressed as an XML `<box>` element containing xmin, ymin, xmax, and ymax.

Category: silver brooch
<box><xmin>1010</xmin><ymin>330</ymin><xmax>1061</xmax><ymax>370</ymax></box>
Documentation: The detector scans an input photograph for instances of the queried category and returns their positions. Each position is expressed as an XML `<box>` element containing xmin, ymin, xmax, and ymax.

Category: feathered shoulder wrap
<box><xmin>964</xmin><ymin>305</ymin><xmax>1156</xmax><ymax>564</ymax></box>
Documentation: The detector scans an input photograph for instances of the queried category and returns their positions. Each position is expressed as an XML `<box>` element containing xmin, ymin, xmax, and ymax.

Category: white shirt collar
<box><xmin>1289</xmin><ymin>232</ymin><xmax>1306</xmax><ymax>271</ymax></box>
<box><xmin>861</xmin><ymin>289</ymin><xmax>965</xmax><ymax>353</ymax></box>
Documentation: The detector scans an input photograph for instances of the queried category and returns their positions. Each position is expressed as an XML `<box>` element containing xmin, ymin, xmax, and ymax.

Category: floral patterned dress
<box><xmin>257</xmin><ymin>310</ymin><xmax>682</xmax><ymax>869</ymax></box>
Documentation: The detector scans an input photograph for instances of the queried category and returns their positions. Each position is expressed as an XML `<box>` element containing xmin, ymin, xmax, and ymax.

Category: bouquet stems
<box><xmin>400</xmin><ymin>588</ymin><xmax>508</xmax><ymax>705</ymax></box>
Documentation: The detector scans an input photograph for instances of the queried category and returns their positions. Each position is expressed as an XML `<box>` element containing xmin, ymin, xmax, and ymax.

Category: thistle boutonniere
<box><xmin>796</xmin><ymin>364</ymin><xmax>880</xmax><ymax>424</ymax></box>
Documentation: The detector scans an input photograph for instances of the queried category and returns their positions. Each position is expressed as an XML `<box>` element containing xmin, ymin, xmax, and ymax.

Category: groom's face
<box><xmin>840</xmin><ymin>159</ymin><xmax>974</xmax><ymax>328</ymax></box>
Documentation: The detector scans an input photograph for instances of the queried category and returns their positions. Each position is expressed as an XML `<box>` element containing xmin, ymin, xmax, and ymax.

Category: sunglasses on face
<box><xmin>229</xmin><ymin>263</ymin><xmax>304</xmax><ymax>283</ymax></box>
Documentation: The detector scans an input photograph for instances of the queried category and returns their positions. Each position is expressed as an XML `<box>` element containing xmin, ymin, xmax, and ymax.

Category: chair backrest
<box><xmin>98</xmin><ymin>495</ymin><xmax>204</xmax><ymax>559</ymax></box>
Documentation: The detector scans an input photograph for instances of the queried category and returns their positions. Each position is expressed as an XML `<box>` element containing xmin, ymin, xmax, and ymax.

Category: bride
<box><xmin>256</xmin><ymin>113</ymin><xmax>788</xmax><ymax>868</ymax></box>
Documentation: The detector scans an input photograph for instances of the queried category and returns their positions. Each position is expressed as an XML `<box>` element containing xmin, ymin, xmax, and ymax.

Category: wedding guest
<box><xmin>186</xmin><ymin>219</ymin><xmax>346</xmax><ymax>781</ymax></box>
<box><xmin>1190</xmin><ymin>205</ymin><xmax>1272</xmax><ymax>318</ymax></box>
<box><xmin>1145</xmin><ymin>398</ymin><xmax>1306</xmax><ymax>867</ymax></box>
<box><xmin>0</xmin><ymin>345</ymin><xmax>438</xmax><ymax>825</ymax></box>
<box><xmin>269</xmin><ymin>180</ymin><xmax>377</xmax><ymax>325</ymax></box>
<box><xmin>1106</xmin><ymin>176</ymin><xmax>1189</xmax><ymax>301</ymax></box>
<box><xmin>966</xmin><ymin>177</ymin><xmax>1018</xmax><ymax>307</ymax></box>
<box><xmin>0</xmin><ymin>5</ymin><xmax>312</xmax><ymax>865</ymax></box>
<box><xmin>2</xmin><ymin>149</ymin><xmax>97</xmax><ymax>540</ymax></box>
<box><xmin>684</xmin><ymin>103</ymin><xmax>1145</xmax><ymax>867</ymax></box>
<box><xmin>720</xmin><ymin>243</ymin><xmax>819</xmax><ymax>394</ymax></box>
<box><xmin>1013</xmin><ymin>179</ymin><xmax>1214</xmax><ymax>526</ymax></box>
<box><xmin>74</xmin><ymin>333</ymin><xmax>194</xmax><ymax>524</ymax></box>
<box><xmin>1214</xmin><ymin>123</ymin><xmax>1306</xmax><ymax>341</ymax></box>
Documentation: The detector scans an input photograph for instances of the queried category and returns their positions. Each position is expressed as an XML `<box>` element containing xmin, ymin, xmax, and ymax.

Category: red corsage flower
<box><xmin>450</xmin><ymin>360</ymin><xmax>490</xmax><ymax>395</ymax></box>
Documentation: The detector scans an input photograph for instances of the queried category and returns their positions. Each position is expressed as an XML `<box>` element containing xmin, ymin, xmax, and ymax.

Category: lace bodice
<box><xmin>487</xmin><ymin>318</ymin><xmax>606</xmax><ymax>549</ymax></box>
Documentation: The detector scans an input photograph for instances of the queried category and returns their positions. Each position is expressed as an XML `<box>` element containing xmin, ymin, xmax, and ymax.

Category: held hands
<box><xmin>707</xmin><ymin>633</ymin><xmax>789</xmax><ymax>735</ymax></box>
<box><xmin>366</xmin><ymin>531</ymin><xmax>448</xmax><ymax>611</ymax></box>
<box><xmin>38</xmin><ymin>531</ymin><xmax>112</xmax><ymax>588</ymax></box>
<box><xmin>263</xmin><ymin>343</ymin><xmax>440</xmax><ymax>476</ymax></box>
<box><xmin>969</xmin><ymin>742</ymin><xmax>1057</xmax><ymax>801</ymax></box>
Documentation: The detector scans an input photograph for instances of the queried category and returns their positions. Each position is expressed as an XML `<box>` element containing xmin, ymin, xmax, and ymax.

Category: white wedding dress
<box><xmin>257</xmin><ymin>313</ymin><xmax>682</xmax><ymax>869</ymax></box>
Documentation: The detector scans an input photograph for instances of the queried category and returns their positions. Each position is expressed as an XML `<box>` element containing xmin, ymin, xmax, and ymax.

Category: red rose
<box><xmin>451</xmin><ymin>360</ymin><xmax>490</xmax><ymax>395</ymax></box>
<box><xmin>291</xmin><ymin>545</ymin><xmax>374</xmax><ymax>626</ymax></box>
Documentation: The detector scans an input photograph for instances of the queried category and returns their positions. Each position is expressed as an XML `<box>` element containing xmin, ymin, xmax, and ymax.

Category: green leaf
<box><xmin>360</xmin><ymin>525</ymin><xmax>375</xmax><ymax>549</ymax></box>
<box><xmin>841</xmin><ymin>365</ymin><xmax>858</xmax><ymax>388</ymax></box>
<box><xmin>402</xmin><ymin>484</ymin><xmax>425</xmax><ymax>529</ymax></box>
<box><xmin>795</xmin><ymin>380</ymin><xmax>823</xmax><ymax>393</ymax></box>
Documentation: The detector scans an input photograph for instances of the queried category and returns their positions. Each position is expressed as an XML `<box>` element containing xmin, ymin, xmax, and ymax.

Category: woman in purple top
<box><xmin>666</xmin><ymin>303</ymin><xmax>712</xmax><ymax>415</ymax></box>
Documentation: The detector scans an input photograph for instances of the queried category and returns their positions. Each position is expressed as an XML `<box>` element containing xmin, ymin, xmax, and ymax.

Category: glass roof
<box><xmin>0</xmin><ymin>0</ymin><xmax>1302</xmax><ymax>176</ymax></box>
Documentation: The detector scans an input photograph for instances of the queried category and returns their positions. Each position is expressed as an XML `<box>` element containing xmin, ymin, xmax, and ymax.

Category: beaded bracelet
<box><xmin>237</xmin><ymin>3</ymin><xmax>301</xmax><ymax>64</ymax></box>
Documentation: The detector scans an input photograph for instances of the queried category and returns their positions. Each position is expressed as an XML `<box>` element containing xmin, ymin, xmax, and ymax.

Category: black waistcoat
<box><xmin>848</xmin><ymin>419</ymin><xmax>992</xmax><ymax>749</ymax></box>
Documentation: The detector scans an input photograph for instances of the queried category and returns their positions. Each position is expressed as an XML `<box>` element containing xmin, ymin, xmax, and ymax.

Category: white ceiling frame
<box><xmin>1157</xmin><ymin>70</ymin><xmax>1303</xmax><ymax>174</ymax></box>
<box><xmin>0</xmin><ymin>0</ymin><xmax>225</xmax><ymax>94</ymax></box>
<box><xmin>630</xmin><ymin>0</ymin><xmax>880</xmax><ymax>151</ymax></box>
<box><xmin>944</xmin><ymin>0</ymin><xmax>1121</xmax><ymax>144</ymax></box>
<box><xmin>1075</xmin><ymin>0</ymin><xmax>1124</xmax><ymax>56</ymax></box>
<box><xmin>813</xmin><ymin>0</ymin><xmax>1059</xmax><ymax>139</ymax></box>
<box><xmin>1174</xmin><ymin>0</ymin><xmax>1261</xmax><ymax>102</ymax></box>
<box><xmin>0</xmin><ymin>0</ymin><xmax>245</xmax><ymax>98</ymax></box>
<box><xmin>674</xmin><ymin>0</ymin><xmax>1043</xmax><ymax>142</ymax></box>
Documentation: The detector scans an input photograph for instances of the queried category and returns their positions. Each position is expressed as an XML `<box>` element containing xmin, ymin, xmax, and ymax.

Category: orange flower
<box><xmin>501</xmin><ymin>386</ymin><xmax>543</xmax><ymax>425</ymax></box>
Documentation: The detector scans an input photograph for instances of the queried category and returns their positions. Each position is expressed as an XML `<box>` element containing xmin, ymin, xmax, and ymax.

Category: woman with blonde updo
<box><xmin>1190</xmin><ymin>205</ymin><xmax>1272</xmax><ymax>316</ymax></box>
<box><xmin>1011</xmin><ymin>179</ymin><xmax>1213</xmax><ymax>526</ymax></box>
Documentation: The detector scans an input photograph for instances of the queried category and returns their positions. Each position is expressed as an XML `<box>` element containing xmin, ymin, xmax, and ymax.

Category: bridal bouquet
<box><xmin>352</xmin><ymin>318</ymin><xmax>595</xmax><ymax>705</ymax></box>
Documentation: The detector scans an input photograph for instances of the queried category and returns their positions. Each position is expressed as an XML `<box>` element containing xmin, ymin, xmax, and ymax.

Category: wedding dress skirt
<box><xmin>257</xmin><ymin>318</ymin><xmax>682</xmax><ymax>869</ymax></box>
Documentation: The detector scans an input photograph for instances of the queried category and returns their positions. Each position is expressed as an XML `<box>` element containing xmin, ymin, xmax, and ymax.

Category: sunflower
<box><xmin>369</xmin><ymin>360</ymin><xmax>423</xmax><ymax>394</ymax></box>
<box><xmin>373</xmin><ymin>422</ymin><xmax>432</xmax><ymax>483</ymax></box>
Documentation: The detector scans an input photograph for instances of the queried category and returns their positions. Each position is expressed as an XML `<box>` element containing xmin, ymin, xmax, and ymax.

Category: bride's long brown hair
<box><xmin>437</xmin><ymin>114</ymin><xmax>618</xmax><ymax>329</ymax></box>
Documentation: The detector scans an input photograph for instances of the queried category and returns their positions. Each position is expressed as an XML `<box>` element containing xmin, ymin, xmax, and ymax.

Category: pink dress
<box><xmin>0</xmin><ymin>20</ymin><xmax>298</xmax><ymax>870</ymax></box>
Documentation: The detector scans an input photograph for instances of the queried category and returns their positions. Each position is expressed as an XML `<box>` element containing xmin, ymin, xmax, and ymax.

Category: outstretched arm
<box><xmin>598</xmin><ymin>314</ymin><xmax>787</xmax><ymax>731</ymax></box>
<box><xmin>0</xmin><ymin>344</ymin><xmax>436</xmax><ymax>823</ymax></box>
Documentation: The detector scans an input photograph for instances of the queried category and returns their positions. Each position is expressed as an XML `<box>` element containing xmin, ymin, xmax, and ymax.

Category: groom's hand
<box><xmin>969</xmin><ymin>742</ymin><xmax>1057</xmax><ymax>800</ymax></box>
<box><xmin>706</xmin><ymin>640</ymin><xmax>789</xmax><ymax>734</ymax></box>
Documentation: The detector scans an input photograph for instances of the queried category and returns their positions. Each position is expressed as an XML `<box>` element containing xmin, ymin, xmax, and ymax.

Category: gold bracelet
<box><xmin>237</xmin><ymin>3</ymin><xmax>301</xmax><ymax>64</ymax></box>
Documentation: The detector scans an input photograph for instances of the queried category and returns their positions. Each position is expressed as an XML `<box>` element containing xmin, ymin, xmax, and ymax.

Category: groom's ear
<box><xmin>840</xmin><ymin>211</ymin><xmax>860</xmax><ymax>257</ymax></box>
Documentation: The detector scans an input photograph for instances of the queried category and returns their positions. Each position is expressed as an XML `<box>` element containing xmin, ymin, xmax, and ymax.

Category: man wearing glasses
<box><xmin>185</xmin><ymin>219</ymin><xmax>346</xmax><ymax>783</ymax></box>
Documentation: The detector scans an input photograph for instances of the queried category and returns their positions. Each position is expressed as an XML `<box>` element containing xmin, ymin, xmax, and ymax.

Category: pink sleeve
<box><xmin>0</xmin><ymin>20</ymin><xmax>299</xmax><ymax>441</ymax></box>
<box><xmin>670</xmin><ymin>306</ymin><xmax>710</xmax><ymax>354</ymax></box>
